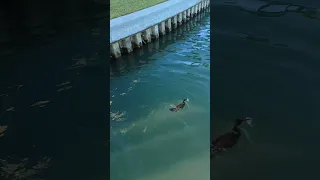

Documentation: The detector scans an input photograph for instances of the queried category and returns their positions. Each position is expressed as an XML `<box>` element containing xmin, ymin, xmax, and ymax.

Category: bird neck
<box><xmin>232</xmin><ymin>126</ymin><xmax>241</xmax><ymax>135</ymax></box>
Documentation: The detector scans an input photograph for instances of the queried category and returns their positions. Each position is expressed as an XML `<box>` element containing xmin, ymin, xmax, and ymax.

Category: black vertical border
<box><xmin>106</xmin><ymin>0</ymin><xmax>111</xmax><ymax>179</ymax></box>
<box><xmin>0</xmin><ymin>0</ymin><xmax>111</xmax><ymax>179</ymax></box>
<box><xmin>209</xmin><ymin>0</ymin><xmax>213</xmax><ymax>179</ymax></box>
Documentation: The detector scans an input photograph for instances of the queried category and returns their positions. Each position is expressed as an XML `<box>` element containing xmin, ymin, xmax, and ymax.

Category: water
<box><xmin>0</xmin><ymin>19</ymin><xmax>109</xmax><ymax>180</ymax></box>
<box><xmin>110</xmin><ymin>10</ymin><xmax>210</xmax><ymax>180</ymax></box>
<box><xmin>212</xmin><ymin>0</ymin><xmax>320</xmax><ymax>179</ymax></box>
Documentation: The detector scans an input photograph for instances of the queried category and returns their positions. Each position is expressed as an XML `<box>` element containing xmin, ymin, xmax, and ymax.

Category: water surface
<box><xmin>110</xmin><ymin>10</ymin><xmax>210</xmax><ymax>180</ymax></box>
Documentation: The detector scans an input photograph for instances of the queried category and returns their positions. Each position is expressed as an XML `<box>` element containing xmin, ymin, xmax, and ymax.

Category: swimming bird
<box><xmin>211</xmin><ymin>117</ymin><xmax>253</xmax><ymax>158</ymax></box>
<box><xmin>169</xmin><ymin>98</ymin><xmax>189</xmax><ymax>112</ymax></box>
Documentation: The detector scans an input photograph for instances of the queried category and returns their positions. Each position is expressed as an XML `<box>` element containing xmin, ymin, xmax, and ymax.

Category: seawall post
<box><xmin>172</xmin><ymin>15</ymin><xmax>178</xmax><ymax>29</ymax></box>
<box><xmin>151</xmin><ymin>25</ymin><xmax>159</xmax><ymax>39</ymax></box>
<box><xmin>178</xmin><ymin>13</ymin><xmax>183</xmax><ymax>25</ymax></box>
<box><xmin>132</xmin><ymin>33</ymin><xmax>142</xmax><ymax>48</ymax></box>
<box><xmin>142</xmin><ymin>28</ymin><xmax>152</xmax><ymax>43</ymax></box>
<box><xmin>165</xmin><ymin>18</ymin><xmax>172</xmax><ymax>32</ymax></box>
<box><xmin>159</xmin><ymin>21</ymin><xmax>166</xmax><ymax>36</ymax></box>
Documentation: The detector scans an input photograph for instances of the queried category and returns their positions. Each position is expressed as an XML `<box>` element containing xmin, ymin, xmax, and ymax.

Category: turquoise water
<box><xmin>110</xmin><ymin>10</ymin><xmax>210</xmax><ymax>180</ymax></box>
<box><xmin>212</xmin><ymin>0</ymin><xmax>320</xmax><ymax>179</ymax></box>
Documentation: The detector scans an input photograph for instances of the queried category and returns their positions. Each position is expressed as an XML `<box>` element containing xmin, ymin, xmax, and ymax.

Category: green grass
<box><xmin>110</xmin><ymin>0</ymin><xmax>167</xmax><ymax>19</ymax></box>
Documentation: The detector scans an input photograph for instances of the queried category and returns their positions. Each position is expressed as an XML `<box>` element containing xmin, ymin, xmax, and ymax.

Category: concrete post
<box><xmin>121</xmin><ymin>37</ymin><xmax>133</xmax><ymax>54</ymax></box>
<box><xmin>182</xmin><ymin>11</ymin><xmax>187</xmax><ymax>22</ymax></box>
<box><xmin>195</xmin><ymin>4</ymin><xmax>198</xmax><ymax>15</ymax></box>
<box><xmin>172</xmin><ymin>15</ymin><xmax>178</xmax><ymax>29</ymax></box>
<box><xmin>110</xmin><ymin>42</ymin><xmax>121</xmax><ymax>58</ymax></box>
<box><xmin>151</xmin><ymin>24</ymin><xmax>159</xmax><ymax>39</ymax></box>
<box><xmin>165</xmin><ymin>18</ymin><xmax>172</xmax><ymax>32</ymax></box>
<box><xmin>132</xmin><ymin>33</ymin><xmax>142</xmax><ymax>49</ymax></box>
<box><xmin>191</xmin><ymin>7</ymin><xmax>195</xmax><ymax>17</ymax></box>
<box><xmin>142</xmin><ymin>28</ymin><xmax>152</xmax><ymax>43</ymax></box>
<box><xmin>177</xmin><ymin>13</ymin><xmax>183</xmax><ymax>25</ymax></box>
<box><xmin>158</xmin><ymin>21</ymin><xmax>166</xmax><ymax>36</ymax></box>
<box><xmin>187</xmin><ymin>9</ymin><xmax>191</xmax><ymax>20</ymax></box>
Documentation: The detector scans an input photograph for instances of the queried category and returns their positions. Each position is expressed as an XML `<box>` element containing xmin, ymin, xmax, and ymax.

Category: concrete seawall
<box><xmin>110</xmin><ymin>0</ymin><xmax>210</xmax><ymax>59</ymax></box>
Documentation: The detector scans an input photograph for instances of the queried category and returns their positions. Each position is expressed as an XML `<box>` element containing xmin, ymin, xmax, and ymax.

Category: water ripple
<box><xmin>110</xmin><ymin>9</ymin><xmax>210</xmax><ymax>180</ymax></box>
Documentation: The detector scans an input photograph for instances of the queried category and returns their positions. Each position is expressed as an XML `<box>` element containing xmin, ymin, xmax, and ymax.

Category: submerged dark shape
<box><xmin>211</xmin><ymin>118</ymin><xmax>252</xmax><ymax>158</ymax></box>
<box><xmin>169</xmin><ymin>98</ymin><xmax>189</xmax><ymax>112</ymax></box>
